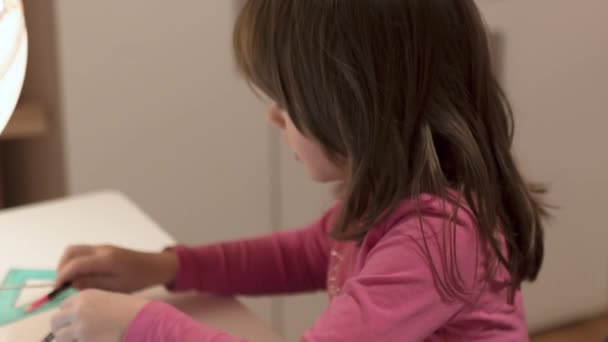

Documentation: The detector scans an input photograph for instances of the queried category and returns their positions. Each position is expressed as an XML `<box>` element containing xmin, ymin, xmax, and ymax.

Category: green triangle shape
<box><xmin>0</xmin><ymin>269</ymin><xmax>76</xmax><ymax>327</ymax></box>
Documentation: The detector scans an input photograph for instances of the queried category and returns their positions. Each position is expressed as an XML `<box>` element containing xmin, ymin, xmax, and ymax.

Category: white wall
<box><xmin>53</xmin><ymin>0</ymin><xmax>275</xmax><ymax>325</ymax></box>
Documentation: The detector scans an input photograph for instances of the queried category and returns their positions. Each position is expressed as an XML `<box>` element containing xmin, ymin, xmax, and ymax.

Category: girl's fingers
<box><xmin>52</xmin><ymin>326</ymin><xmax>78</xmax><ymax>342</ymax></box>
<box><xmin>73</xmin><ymin>275</ymin><xmax>120</xmax><ymax>292</ymax></box>
<box><xmin>56</xmin><ymin>255</ymin><xmax>113</xmax><ymax>289</ymax></box>
<box><xmin>51</xmin><ymin>310</ymin><xmax>73</xmax><ymax>332</ymax></box>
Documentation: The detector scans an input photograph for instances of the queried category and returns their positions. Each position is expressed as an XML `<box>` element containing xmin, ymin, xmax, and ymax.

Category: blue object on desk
<box><xmin>0</xmin><ymin>269</ymin><xmax>76</xmax><ymax>326</ymax></box>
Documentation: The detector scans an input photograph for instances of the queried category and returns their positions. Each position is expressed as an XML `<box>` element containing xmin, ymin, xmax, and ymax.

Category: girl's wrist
<box><xmin>150</xmin><ymin>250</ymin><xmax>178</xmax><ymax>287</ymax></box>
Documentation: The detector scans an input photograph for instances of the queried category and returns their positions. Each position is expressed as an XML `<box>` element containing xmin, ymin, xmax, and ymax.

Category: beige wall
<box><xmin>476</xmin><ymin>0</ymin><xmax>608</xmax><ymax>331</ymax></box>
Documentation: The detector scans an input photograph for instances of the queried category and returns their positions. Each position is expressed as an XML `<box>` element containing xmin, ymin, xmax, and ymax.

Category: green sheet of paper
<box><xmin>0</xmin><ymin>269</ymin><xmax>76</xmax><ymax>327</ymax></box>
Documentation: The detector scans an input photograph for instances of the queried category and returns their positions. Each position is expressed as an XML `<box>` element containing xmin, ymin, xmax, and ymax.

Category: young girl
<box><xmin>50</xmin><ymin>0</ymin><xmax>547</xmax><ymax>341</ymax></box>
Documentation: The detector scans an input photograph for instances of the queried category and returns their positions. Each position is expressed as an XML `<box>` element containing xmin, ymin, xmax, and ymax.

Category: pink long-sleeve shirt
<box><xmin>124</xmin><ymin>195</ymin><xmax>529</xmax><ymax>341</ymax></box>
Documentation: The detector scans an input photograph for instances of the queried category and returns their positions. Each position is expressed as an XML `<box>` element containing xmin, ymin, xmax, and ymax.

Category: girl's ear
<box><xmin>266</xmin><ymin>103</ymin><xmax>286</xmax><ymax>130</ymax></box>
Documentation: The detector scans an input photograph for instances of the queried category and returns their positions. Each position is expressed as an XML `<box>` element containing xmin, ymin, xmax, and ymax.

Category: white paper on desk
<box><xmin>0</xmin><ymin>276</ymin><xmax>63</xmax><ymax>340</ymax></box>
<box><xmin>1</xmin><ymin>304</ymin><xmax>56</xmax><ymax>341</ymax></box>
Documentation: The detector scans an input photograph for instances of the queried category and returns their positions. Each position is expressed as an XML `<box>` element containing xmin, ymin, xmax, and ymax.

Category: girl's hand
<box><xmin>55</xmin><ymin>245</ymin><xmax>178</xmax><ymax>293</ymax></box>
<box><xmin>50</xmin><ymin>289</ymin><xmax>148</xmax><ymax>342</ymax></box>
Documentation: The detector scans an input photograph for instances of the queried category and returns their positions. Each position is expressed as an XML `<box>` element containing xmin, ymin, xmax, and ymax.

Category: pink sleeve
<box><xmin>168</xmin><ymin>207</ymin><xmax>334</xmax><ymax>295</ymax></box>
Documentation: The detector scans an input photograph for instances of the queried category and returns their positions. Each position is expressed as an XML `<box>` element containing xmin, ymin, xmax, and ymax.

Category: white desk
<box><xmin>0</xmin><ymin>191</ymin><xmax>281</xmax><ymax>342</ymax></box>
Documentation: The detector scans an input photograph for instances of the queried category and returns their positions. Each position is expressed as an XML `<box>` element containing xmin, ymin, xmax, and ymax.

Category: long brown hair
<box><xmin>234</xmin><ymin>0</ymin><xmax>547</xmax><ymax>301</ymax></box>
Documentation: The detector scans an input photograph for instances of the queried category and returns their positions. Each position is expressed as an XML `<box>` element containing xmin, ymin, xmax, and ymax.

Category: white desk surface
<box><xmin>0</xmin><ymin>191</ymin><xmax>281</xmax><ymax>342</ymax></box>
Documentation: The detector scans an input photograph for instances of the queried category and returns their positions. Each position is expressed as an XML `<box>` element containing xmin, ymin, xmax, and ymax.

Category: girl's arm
<box><xmin>167</xmin><ymin>207</ymin><xmax>335</xmax><ymax>295</ymax></box>
<box><xmin>124</xmin><ymin>216</ymin><xmax>520</xmax><ymax>342</ymax></box>
<box><xmin>127</xmin><ymin>231</ymin><xmax>456</xmax><ymax>342</ymax></box>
